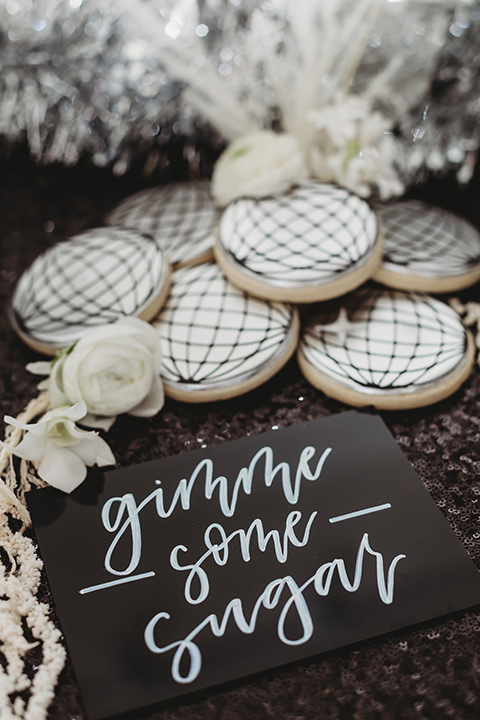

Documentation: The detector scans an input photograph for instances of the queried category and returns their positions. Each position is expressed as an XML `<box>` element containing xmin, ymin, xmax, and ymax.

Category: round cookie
<box><xmin>10</xmin><ymin>227</ymin><xmax>171</xmax><ymax>355</ymax></box>
<box><xmin>373</xmin><ymin>200</ymin><xmax>480</xmax><ymax>292</ymax></box>
<box><xmin>153</xmin><ymin>262</ymin><xmax>299</xmax><ymax>402</ymax></box>
<box><xmin>215</xmin><ymin>181</ymin><xmax>383</xmax><ymax>303</ymax></box>
<box><xmin>297</xmin><ymin>287</ymin><xmax>474</xmax><ymax>410</ymax></box>
<box><xmin>106</xmin><ymin>181</ymin><xmax>218</xmax><ymax>267</ymax></box>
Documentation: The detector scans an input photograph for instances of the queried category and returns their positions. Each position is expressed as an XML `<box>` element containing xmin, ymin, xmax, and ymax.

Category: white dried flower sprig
<box><xmin>122</xmin><ymin>0</ymin><xmax>408</xmax><ymax>203</ymax></box>
<box><xmin>307</xmin><ymin>95</ymin><xmax>404</xmax><ymax>199</ymax></box>
<box><xmin>210</xmin><ymin>103</ymin><xmax>404</xmax><ymax>207</ymax></box>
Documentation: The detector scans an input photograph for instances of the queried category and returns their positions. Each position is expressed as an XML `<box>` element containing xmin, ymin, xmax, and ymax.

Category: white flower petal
<box><xmin>212</xmin><ymin>131</ymin><xmax>307</xmax><ymax>206</ymax></box>
<box><xmin>76</xmin><ymin>357</ymin><xmax>153</xmax><ymax>415</ymax></box>
<box><xmin>46</xmin><ymin>418</ymin><xmax>94</xmax><ymax>445</ymax></box>
<box><xmin>42</xmin><ymin>400</ymin><xmax>87</xmax><ymax>424</ymax></box>
<box><xmin>48</xmin><ymin>357</ymin><xmax>70</xmax><ymax>407</ymax></box>
<box><xmin>1</xmin><ymin>431</ymin><xmax>47</xmax><ymax>463</ymax></box>
<box><xmin>308</xmin><ymin>95</ymin><xmax>404</xmax><ymax>199</ymax></box>
<box><xmin>80</xmin><ymin>413</ymin><xmax>117</xmax><ymax>431</ymax></box>
<box><xmin>129</xmin><ymin>376</ymin><xmax>165</xmax><ymax>418</ymax></box>
<box><xmin>4</xmin><ymin>414</ymin><xmax>48</xmax><ymax>435</ymax></box>
<box><xmin>69</xmin><ymin>317</ymin><xmax>154</xmax><ymax>351</ymax></box>
<box><xmin>48</xmin><ymin>318</ymin><xmax>164</xmax><ymax>421</ymax></box>
<box><xmin>37</xmin><ymin>442</ymin><xmax>87</xmax><ymax>493</ymax></box>
<box><xmin>74</xmin><ymin>434</ymin><xmax>116</xmax><ymax>468</ymax></box>
<box><xmin>116</xmin><ymin>316</ymin><xmax>159</xmax><ymax>341</ymax></box>
<box><xmin>26</xmin><ymin>361</ymin><xmax>52</xmax><ymax>376</ymax></box>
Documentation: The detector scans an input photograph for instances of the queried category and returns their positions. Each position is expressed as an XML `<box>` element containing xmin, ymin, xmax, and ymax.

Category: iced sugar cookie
<box><xmin>10</xmin><ymin>227</ymin><xmax>171</xmax><ymax>355</ymax></box>
<box><xmin>373</xmin><ymin>200</ymin><xmax>480</xmax><ymax>292</ymax></box>
<box><xmin>215</xmin><ymin>182</ymin><xmax>382</xmax><ymax>302</ymax></box>
<box><xmin>107</xmin><ymin>181</ymin><xmax>218</xmax><ymax>267</ymax></box>
<box><xmin>297</xmin><ymin>287</ymin><xmax>474</xmax><ymax>410</ymax></box>
<box><xmin>153</xmin><ymin>262</ymin><xmax>299</xmax><ymax>402</ymax></box>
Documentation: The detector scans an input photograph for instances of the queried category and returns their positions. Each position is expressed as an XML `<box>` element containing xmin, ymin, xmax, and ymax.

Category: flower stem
<box><xmin>0</xmin><ymin>391</ymin><xmax>50</xmax><ymax>516</ymax></box>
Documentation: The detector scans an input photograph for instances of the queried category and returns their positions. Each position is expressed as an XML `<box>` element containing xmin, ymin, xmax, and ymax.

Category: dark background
<box><xmin>2</xmin><ymin>146</ymin><xmax>480</xmax><ymax>719</ymax></box>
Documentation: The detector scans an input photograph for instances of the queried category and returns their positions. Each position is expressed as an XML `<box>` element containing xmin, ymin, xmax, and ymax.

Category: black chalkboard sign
<box><xmin>27</xmin><ymin>411</ymin><xmax>480</xmax><ymax>719</ymax></box>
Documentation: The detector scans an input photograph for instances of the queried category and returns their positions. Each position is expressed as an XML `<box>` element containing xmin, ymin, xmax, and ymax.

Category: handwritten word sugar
<box><xmin>145</xmin><ymin>532</ymin><xmax>406</xmax><ymax>684</ymax></box>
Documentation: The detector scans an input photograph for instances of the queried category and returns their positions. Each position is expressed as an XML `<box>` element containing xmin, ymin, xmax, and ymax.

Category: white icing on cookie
<box><xmin>299</xmin><ymin>288</ymin><xmax>470</xmax><ymax>394</ymax></box>
<box><xmin>107</xmin><ymin>181</ymin><xmax>218</xmax><ymax>266</ymax></box>
<box><xmin>11</xmin><ymin>227</ymin><xmax>169</xmax><ymax>351</ymax></box>
<box><xmin>217</xmin><ymin>182</ymin><xmax>379</xmax><ymax>287</ymax></box>
<box><xmin>153</xmin><ymin>263</ymin><xmax>298</xmax><ymax>394</ymax></box>
<box><xmin>376</xmin><ymin>200</ymin><xmax>480</xmax><ymax>278</ymax></box>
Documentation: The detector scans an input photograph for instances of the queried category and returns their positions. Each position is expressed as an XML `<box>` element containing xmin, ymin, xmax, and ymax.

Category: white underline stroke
<box><xmin>79</xmin><ymin>571</ymin><xmax>156</xmax><ymax>595</ymax></box>
<box><xmin>329</xmin><ymin>503</ymin><xmax>392</xmax><ymax>524</ymax></box>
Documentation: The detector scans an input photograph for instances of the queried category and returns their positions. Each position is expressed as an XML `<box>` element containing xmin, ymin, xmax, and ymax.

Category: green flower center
<box><xmin>344</xmin><ymin>138</ymin><xmax>361</xmax><ymax>168</ymax></box>
<box><xmin>230</xmin><ymin>145</ymin><xmax>250</xmax><ymax>160</ymax></box>
<box><xmin>47</xmin><ymin>419</ymin><xmax>78</xmax><ymax>445</ymax></box>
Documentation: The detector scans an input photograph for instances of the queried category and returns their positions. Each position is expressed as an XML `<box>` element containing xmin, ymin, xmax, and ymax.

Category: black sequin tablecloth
<box><xmin>2</xmin><ymin>154</ymin><xmax>480</xmax><ymax>719</ymax></box>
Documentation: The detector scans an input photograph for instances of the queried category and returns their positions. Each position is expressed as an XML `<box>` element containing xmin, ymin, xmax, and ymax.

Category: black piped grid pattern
<box><xmin>107</xmin><ymin>181</ymin><xmax>218</xmax><ymax>266</ymax></box>
<box><xmin>154</xmin><ymin>262</ymin><xmax>295</xmax><ymax>386</ymax></box>
<box><xmin>300</xmin><ymin>287</ymin><xmax>469</xmax><ymax>390</ymax></box>
<box><xmin>218</xmin><ymin>182</ymin><xmax>378</xmax><ymax>284</ymax></box>
<box><xmin>12</xmin><ymin>227</ymin><xmax>167</xmax><ymax>347</ymax></box>
<box><xmin>377</xmin><ymin>200</ymin><xmax>480</xmax><ymax>275</ymax></box>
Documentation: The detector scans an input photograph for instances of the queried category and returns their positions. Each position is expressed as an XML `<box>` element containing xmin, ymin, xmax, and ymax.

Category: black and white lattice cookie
<box><xmin>297</xmin><ymin>287</ymin><xmax>474</xmax><ymax>410</ymax></box>
<box><xmin>107</xmin><ymin>181</ymin><xmax>218</xmax><ymax>267</ymax></box>
<box><xmin>10</xmin><ymin>228</ymin><xmax>171</xmax><ymax>355</ymax></box>
<box><xmin>153</xmin><ymin>262</ymin><xmax>299</xmax><ymax>402</ymax></box>
<box><xmin>373</xmin><ymin>200</ymin><xmax>480</xmax><ymax>292</ymax></box>
<box><xmin>215</xmin><ymin>182</ymin><xmax>382</xmax><ymax>302</ymax></box>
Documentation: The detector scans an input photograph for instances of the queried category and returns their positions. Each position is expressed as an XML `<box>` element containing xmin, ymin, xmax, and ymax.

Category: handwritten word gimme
<box><xmin>171</xmin><ymin>511</ymin><xmax>318</xmax><ymax>604</ymax></box>
<box><xmin>101</xmin><ymin>445</ymin><xmax>332</xmax><ymax>576</ymax></box>
<box><xmin>144</xmin><ymin>532</ymin><xmax>406</xmax><ymax>684</ymax></box>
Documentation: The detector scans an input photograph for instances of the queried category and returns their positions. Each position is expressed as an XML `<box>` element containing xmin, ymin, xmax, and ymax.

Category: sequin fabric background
<box><xmin>1</xmin><ymin>151</ymin><xmax>480</xmax><ymax>718</ymax></box>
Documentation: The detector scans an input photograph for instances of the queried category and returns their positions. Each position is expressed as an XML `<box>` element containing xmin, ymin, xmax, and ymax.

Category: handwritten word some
<box><xmin>101</xmin><ymin>445</ymin><xmax>332</xmax><ymax>576</ymax></box>
<box><xmin>171</xmin><ymin>510</ymin><xmax>318</xmax><ymax>604</ymax></box>
<box><xmin>144</xmin><ymin>532</ymin><xmax>406</xmax><ymax>684</ymax></box>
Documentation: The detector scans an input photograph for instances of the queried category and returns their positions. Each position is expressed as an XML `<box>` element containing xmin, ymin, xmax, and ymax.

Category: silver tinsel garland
<box><xmin>401</xmin><ymin>0</ymin><xmax>480</xmax><ymax>184</ymax></box>
<box><xmin>1</xmin><ymin>0</ymin><xmax>479</xmax><ymax>184</ymax></box>
<box><xmin>0</xmin><ymin>0</ymin><xmax>187</xmax><ymax>173</ymax></box>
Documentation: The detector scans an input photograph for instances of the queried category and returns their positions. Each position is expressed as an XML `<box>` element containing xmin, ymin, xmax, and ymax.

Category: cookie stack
<box><xmin>10</xmin><ymin>182</ymin><xmax>479</xmax><ymax>410</ymax></box>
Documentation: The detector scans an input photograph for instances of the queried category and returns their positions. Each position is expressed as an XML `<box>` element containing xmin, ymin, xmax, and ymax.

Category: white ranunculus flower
<box><xmin>2</xmin><ymin>401</ymin><xmax>115</xmax><ymax>493</ymax></box>
<box><xmin>28</xmin><ymin>317</ymin><xmax>164</xmax><ymax>431</ymax></box>
<box><xmin>211</xmin><ymin>131</ymin><xmax>308</xmax><ymax>207</ymax></box>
